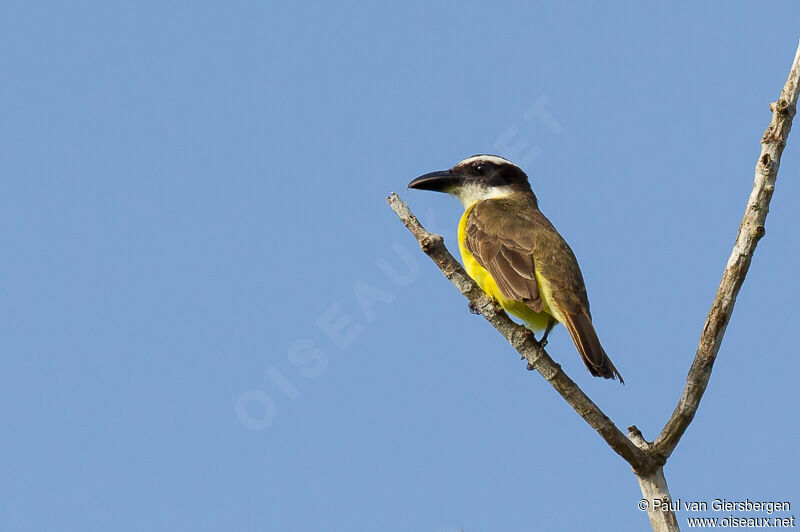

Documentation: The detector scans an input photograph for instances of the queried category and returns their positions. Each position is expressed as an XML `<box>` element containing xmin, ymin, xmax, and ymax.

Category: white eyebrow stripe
<box><xmin>457</xmin><ymin>154</ymin><xmax>519</xmax><ymax>168</ymax></box>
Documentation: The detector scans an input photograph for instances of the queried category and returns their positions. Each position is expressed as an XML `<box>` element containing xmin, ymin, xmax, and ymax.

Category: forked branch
<box><xmin>388</xmin><ymin>36</ymin><xmax>800</xmax><ymax>532</ymax></box>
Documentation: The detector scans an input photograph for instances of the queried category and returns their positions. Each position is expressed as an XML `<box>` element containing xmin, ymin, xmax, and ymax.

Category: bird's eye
<box><xmin>475</xmin><ymin>165</ymin><xmax>484</xmax><ymax>174</ymax></box>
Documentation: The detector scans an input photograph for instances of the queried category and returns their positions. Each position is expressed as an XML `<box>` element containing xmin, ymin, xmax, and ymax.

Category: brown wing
<box><xmin>466</xmin><ymin>197</ymin><xmax>623</xmax><ymax>382</ymax></box>
<box><xmin>464</xmin><ymin>199</ymin><xmax>543</xmax><ymax>313</ymax></box>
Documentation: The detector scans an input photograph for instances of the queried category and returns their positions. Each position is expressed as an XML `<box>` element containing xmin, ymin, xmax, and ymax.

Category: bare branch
<box><xmin>627</xmin><ymin>427</ymin><xmax>680</xmax><ymax>531</ymax></box>
<box><xmin>387</xmin><ymin>193</ymin><xmax>658</xmax><ymax>474</ymax></box>
<box><xmin>653</xmin><ymin>38</ymin><xmax>800</xmax><ymax>458</ymax></box>
<box><xmin>387</xmin><ymin>35</ymin><xmax>800</xmax><ymax>532</ymax></box>
<box><xmin>637</xmin><ymin>467</ymin><xmax>681</xmax><ymax>532</ymax></box>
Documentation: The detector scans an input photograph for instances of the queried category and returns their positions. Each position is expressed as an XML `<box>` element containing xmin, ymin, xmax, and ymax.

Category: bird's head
<box><xmin>408</xmin><ymin>155</ymin><xmax>533</xmax><ymax>207</ymax></box>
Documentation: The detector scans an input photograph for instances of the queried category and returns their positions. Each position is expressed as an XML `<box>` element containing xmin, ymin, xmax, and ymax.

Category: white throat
<box><xmin>452</xmin><ymin>183</ymin><xmax>514</xmax><ymax>208</ymax></box>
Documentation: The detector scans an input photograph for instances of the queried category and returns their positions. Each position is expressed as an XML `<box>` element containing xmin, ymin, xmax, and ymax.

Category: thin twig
<box><xmin>387</xmin><ymin>36</ymin><xmax>800</xmax><ymax>532</ymax></box>
<box><xmin>652</xmin><ymin>38</ymin><xmax>800</xmax><ymax>459</ymax></box>
<box><xmin>387</xmin><ymin>193</ymin><xmax>658</xmax><ymax>474</ymax></box>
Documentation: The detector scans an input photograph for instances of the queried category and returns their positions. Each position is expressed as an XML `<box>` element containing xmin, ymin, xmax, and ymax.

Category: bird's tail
<box><xmin>561</xmin><ymin>312</ymin><xmax>623</xmax><ymax>383</ymax></box>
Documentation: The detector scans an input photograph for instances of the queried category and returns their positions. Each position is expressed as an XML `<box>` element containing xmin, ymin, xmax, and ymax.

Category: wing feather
<box><xmin>465</xmin><ymin>197</ymin><xmax>623</xmax><ymax>382</ymax></box>
<box><xmin>465</xmin><ymin>201</ymin><xmax>542</xmax><ymax>312</ymax></box>
<box><xmin>464</xmin><ymin>197</ymin><xmax>623</xmax><ymax>382</ymax></box>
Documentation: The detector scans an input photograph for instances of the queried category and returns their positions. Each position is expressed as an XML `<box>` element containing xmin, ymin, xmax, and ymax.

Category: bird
<box><xmin>408</xmin><ymin>154</ymin><xmax>622</xmax><ymax>382</ymax></box>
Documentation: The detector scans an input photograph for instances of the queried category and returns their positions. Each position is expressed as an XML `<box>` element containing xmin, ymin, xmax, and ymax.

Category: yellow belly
<box><xmin>457</xmin><ymin>206</ymin><xmax>556</xmax><ymax>331</ymax></box>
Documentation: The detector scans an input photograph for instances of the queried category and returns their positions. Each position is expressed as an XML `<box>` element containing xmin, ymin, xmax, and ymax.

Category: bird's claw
<box><xmin>468</xmin><ymin>301</ymin><xmax>480</xmax><ymax>315</ymax></box>
<box><xmin>538</xmin><ymin>337</ymin><xmax>548</xmax><ymax>349</ymax></box>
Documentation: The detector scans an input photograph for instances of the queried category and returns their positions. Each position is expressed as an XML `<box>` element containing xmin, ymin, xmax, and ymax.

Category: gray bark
<box><xmin>387</xmin><ymin>37</ymin><xmax>800</xmax><ymax>532</ymax></box>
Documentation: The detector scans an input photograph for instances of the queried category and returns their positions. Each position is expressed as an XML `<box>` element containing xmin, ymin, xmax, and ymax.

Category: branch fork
<box><xmin>388</xmin><ymin>38</ymin><xmax>800</xmax><ymax>532</ymax></box>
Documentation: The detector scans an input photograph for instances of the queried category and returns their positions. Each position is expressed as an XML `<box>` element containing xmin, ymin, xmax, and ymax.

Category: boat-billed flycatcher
<box><xmin>409</xmin><ymin>155</ymin><xmax>622</xmax><ymax>382</ymax></box>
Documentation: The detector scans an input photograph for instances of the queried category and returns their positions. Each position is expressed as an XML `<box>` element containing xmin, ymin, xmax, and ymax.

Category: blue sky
<box><xmin>2</xmin><ymin>2</ymin><xmax>799</xmax><ymax>531</ymax></box>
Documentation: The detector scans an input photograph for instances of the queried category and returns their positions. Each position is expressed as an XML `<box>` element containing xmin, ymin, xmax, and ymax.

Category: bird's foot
<box><xmin>536</xmin><ymin>319</ymin><xmax>556</xmax><ymax>349</ymax></box>
<box><xmin>490</xmin><ymin>299</ymin><xmax>504</xmax><ymax>314</ymax></box>
<box><xmin>537</xmin><ymin>336</ymin><xmax>548</xmax><ymax>349</ymax></box>
<box><xmin>468</xmin><ymin>301</ymin><xmax>480</xmax><ymax>315</ymax></box>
